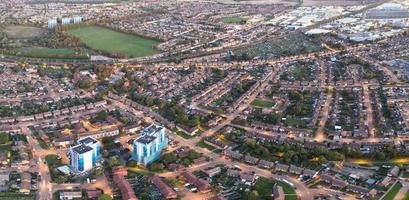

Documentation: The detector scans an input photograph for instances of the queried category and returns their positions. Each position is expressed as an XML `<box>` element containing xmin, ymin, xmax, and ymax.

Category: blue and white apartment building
<box><xmin>132</xmin><ymin>124</ymin><xmax>168</xmax><ymax>166</ymax></box>
<box><xmin>69</xmin><ymin>137</ymin><xmax>101</xmax><ymax>174</ymax></box>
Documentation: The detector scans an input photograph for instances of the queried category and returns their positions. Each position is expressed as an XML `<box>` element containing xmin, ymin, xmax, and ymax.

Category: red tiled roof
<box><xmin>86</xmin><ymin>190</ymin><xmax>102</xmax><ymax>199</ymax></box>
<box><xmin>151</xmin><ymin>176</ymin><xmax>177</xmax><ymax>199</ymax></box>
<box><xmin>180</xmin><ymin>171</ymin><xmax>211</xmax><ymax>193</ymax></box>
<box><xmin>113</xmin><ymin>174</ymin><xmax>138</xmax><ymax>200</ymax></box>
<box><xmin>112</xmin><ymin>166</ymin><xmax>128</xmax><ymax>176</ymax></box>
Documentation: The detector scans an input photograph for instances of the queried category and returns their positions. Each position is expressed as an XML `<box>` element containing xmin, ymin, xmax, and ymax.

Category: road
<box><xmin>23</xmin><ymin>127</ymin><xmax>53</xmax><ymax>200</ymax></box>
<box><xmin>315</xmin><ymin>85</ymin><xmax>333</xmax><ymax>142</ymax></box>
<box><xmin>362</xmin><ymin>83</ymin><xmax>375</xmax><ymax>137</ymax></box>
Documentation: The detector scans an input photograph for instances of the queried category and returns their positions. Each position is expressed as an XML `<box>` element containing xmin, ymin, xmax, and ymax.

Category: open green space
<box><xmin>280</xmin><ymin>61</ymin><xmax>316</xmax><ymax>81</ymax></box>
<box><xmin>251</xmin><ymin>99</ymin><xmax>275</xmax><ymax>108</ymax></box>
<box><xmin>45</xmin><ymin>154</ymin><xmax>68</xmax><ymax>183</ymax></box>
<box><xmin>403</xmin><ymin>190</ymin><xmax>409</xmax><ymax>200</ymax></box>
<box><xmin>196</xmin><ymin>140</ymin><xmax>216</xmax><ymax>151</ymax></box>
<box><xmin>382</xmin><ymin>182</ymin><xmax>402</xmax><ymax>200</ymax></box>
<box><xmin>175</xmin><ymin>130</ymin><xmax>194</xmax><ymax>139</ymax></box>
<box><xmin>254</xmin><ymin>177</ymin><xmax>297</xmax><ymax>200</ymax></box>
<box><xmin>222</xmin><ymin>16</ymin><xmax>247</xmax><ymax>24</ymax></box>
<box><xmin>68</xmin><ymin>26</ymin><xmax>160</xmax><ymax>57</ymax></box>
<box><xmin>233</xmin><ymin>33</ymin><xmax>322</xmax><ymax>60</ymax></box>
<box><xmin>0</xmin><ymin>192</ymin><xmax>36</xmax><ymax>200</ymax></box>
<box><xmin>14</xmin><ymin>47</ymin><xmax>88</xmax><ymax>59</ymax></box>
<box><xmin>3</xmin><ymin>25</ymin><xmax>45</xmax><ymax>39</ymax></box>
<box><xmin>402</xmin><ymin>171</ymin><xmax>409</xmax><ymax>178</ymax></box>
<box><xmin>45</xmin><ymin>154</ymin><xmax>61</xmax><ymax>166</ymax></box>
<box><xmin>401</xmin><ymin>56</ymin><xmax>409</xmax><ymax>62</ymax></box>
<box><xmin>0</xmin><ymin>133</ymin><xmax>11</xmax><ymax>154</ymax></box>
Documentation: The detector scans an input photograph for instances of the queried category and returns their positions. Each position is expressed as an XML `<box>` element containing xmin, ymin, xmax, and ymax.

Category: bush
<box><xmin>127</xmin><ymin>160</ymin><xmax>139</xmax><ymax>167</ymax></box>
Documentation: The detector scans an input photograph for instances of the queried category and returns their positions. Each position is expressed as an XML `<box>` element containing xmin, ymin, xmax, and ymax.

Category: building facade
<box><xmin>78</xmin><ymin>137</ymin><xmax>101</xmax><ymax>165</ymax></box>
<box><xmin>132</xmin><ymin>124</ymin><xmax>168</xmax><ymax>166</ymax></box>
<box><xmin>69</xmin><ymin>137</ymin><xmax>100</xmax><ymax>173</ymax></box>
<box><xmin>47</xmin><ymin>19</ymin><xmax>57</xmax><ymax>29</ymax></box>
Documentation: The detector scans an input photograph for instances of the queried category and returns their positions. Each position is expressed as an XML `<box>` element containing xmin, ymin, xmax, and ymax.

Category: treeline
<box><xmin>36</xmin><ymin>31</ymin><xmax>84</xmax><ymax>48</ymax></box>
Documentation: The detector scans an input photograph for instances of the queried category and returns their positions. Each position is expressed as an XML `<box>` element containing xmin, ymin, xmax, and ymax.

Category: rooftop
<box><xmin>72</xmin><ymin>144</ymin><xmax>94</xmax><ymax>154</ymax></box>
<box><xmin>78</xmin><ymin>136</ymin><xmax>97</xmax><ymax>145</ymax></box>
<box><xmin>141</xmin><ymin>124</ymin><xmax>164</xmax><ymax>136</ymax></box>
<box><xmin>135</xmin><ymin>135</ymin><xmax>156</xmax><ymax>144</ymax></box>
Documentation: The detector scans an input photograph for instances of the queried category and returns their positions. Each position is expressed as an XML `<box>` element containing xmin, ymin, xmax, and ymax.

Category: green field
<box><xmin>222</xmin><ymin>16</ymin><xmax>247</xmax><ymax>24</ymax></box>
<box><xmin>402</xmin><ymin>56</ymin><xmax>409</xmax><ymax>62</ymax></box>
<box><xmin>3</xmin><ymin>25</ymin><xmax>45</xmax><ymax>39</ymax></box>
<box><xmin>254</xmin><ymin>177</ymin><xmax>297</xmax><ymax>200</ymax></box>
<box><xmin>251</xmin><ymin>99</ymin><xmax>275</xmax><ymax>108</ymax></box>
<box><xmin>175</xmin><ymin>130</ymin><xmax>193</xmax><ymax>139</ymax></box>
<box><xmin>68</xmin><ymin>26</ymin><xmax>160</xmax><ymax>57</ymax></box>
<box><xmin>196</xmin><ymin>140</ymin><xmax>216</xmax><ymax>151</ymax></box>
<box><xmin>382</xmin><ymin>182</ymin><xmax>402</xmax><ymax>200</ymax></box>
<box><xmin>0</xmin><ymin>193</ymin><xmax>35</xmax><ymax>200</ymax></box>
<box><xmin>402</xmin><ymin>171</ymin><xmax>409</xmax><ymax>178</ymax></box>
<box><xmin>15</xmin><ymin>47</ymin><xmax>88</xmax><ymax>59</ymax></box>
<box><xmin>404</xmin><ymin>191</ymin><xmax>409</xmax><ymax>200</ymax></box>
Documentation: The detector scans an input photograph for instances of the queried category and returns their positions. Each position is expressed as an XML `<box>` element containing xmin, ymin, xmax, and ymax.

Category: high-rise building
<box><xmin>132</xmin><ymin>124</ymin><xmax>168</xmax><ymax>166</ymax></box>
<box><xmin>73</xmin><ymin>16</ymin><xmax>83</xmax><ymax>24</ymax></box>
<box><xmin>47</xmin><ymin>19</ymin><xmax>57</xmax><ymax>29</ymax></box>
<box><xmin>78</xmin><ymin>137</ymin><xmax>101</xmax><ymax>165</ymax></box>
<box><xmin>70</xmin><ymin>137</ymin><xmax>101</xmax><ymax>173</ymax></box>
<box><xmin>61</xmin><ymin>18</ymin><xmax>71</xmax><ymax>25</ymax></box>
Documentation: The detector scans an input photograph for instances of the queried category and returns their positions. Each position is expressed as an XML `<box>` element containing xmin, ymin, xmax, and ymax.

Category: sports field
<box><xmin>3</xmin><ymin>25</ymin><xmax>45</xmax><ymax>39</ymax></box>
<box><xmin>251</xmin><ymin>99</ymin><xmax>275</xmax><ymax>108</ymax></box>
<box><xmin>68</xmin><ymin>26</ymin><xmax>160</xmax><ymax>57</ymax></box>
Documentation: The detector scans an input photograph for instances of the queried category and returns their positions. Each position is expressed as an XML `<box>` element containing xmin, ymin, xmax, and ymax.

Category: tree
<box><xmin>109</xmin><ymin>156</ymin><xmax>120</xmax><ymax>167</ymax></box>
<box><xmin>127</xmin><ymin>160</ymin><xmax>138</xmax><ymax>167</ymax></box>
<box><xmin>161</xmin><ymin>153</ymin><xmax>178</xmax><ymax>165</ymax></box>
<box><xmin>102</xmin><ymin>150</ymin><xmax>109</xmax><ymax>158</ymax></box>
<box><xmin>374</xmin><ymin>152</ymin><xmax>386</xmax><ymax>160</ymax></box>
<box><xmin>246</xmin><ymin>190</ymin><xmax>260</xmax><ymax>200</ymax></box>
<box><xmin>98</xmin><ymin>194</ymin><xmax>112</xmax><ymax>200</ymax></box>
<box><xmin>96</xmin><ymin>110</ymin><xmax>108</xmax><ymax>121</ymax></box>
<box><xmin>94</xmin><ymin>64</ymin><xmax>113</xmax><ymax>80</ymax></box>
<box><xmin>148</xmin><ymin>163</ymin><xmax>164</xmax><ymax>171</ymax></box>
<box><xmin>76</xmin><ymin>80</ymin><xmax>92</xmax><ymax>89</ymax></box>
<box><xmin>0</xmin><ymin>133</ymin><xmax>9</xmax><ymax>144</ymax></box>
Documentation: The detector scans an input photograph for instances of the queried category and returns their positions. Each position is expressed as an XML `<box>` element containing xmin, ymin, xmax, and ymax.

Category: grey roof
<box><xmin>303</xmin><ymin>169</ymin><xmax>317</xmax><ymax>177</ymax></box>
<box><xmin>78</xmin><ymin>137</ymin><xmax>97</xmax><ymax>145</ymax></box>
<box><xmin>73</xmin><ymin>144</ymin><xmax>93</xmax><ymax>154</ymax></box>
<box><xmin>135</xmin><ymin>135</ymin><xmax>156</xmax><ymax>144</ymax></box>
<box><xmin>366</xmin><ymin>9</ymin><xmax>409</xmax><ymax>19</ymax></box>
<box><xmin>142</xmin><ymin>124</ymin><xmax>164</xmax><ymax>136</ymax></box>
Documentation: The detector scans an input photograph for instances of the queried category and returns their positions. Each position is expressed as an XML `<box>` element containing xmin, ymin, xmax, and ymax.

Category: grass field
<box><xmin>15</xmin><ymin>47</ymin><xmax>88</xmax><ymax>59</ymax></box>
<box><xmin>254</xmin><ymin>177</ymin><xmax>297</xmax><ymax>200</ymax></box>
<box><xmin>222</xmin><ymin>16</ymin><xmax>247</xmax><ymax>24</ymax></box>
<box><xmin>382</xmin><ymin>182</ymin><xmax>402</xmax><ymax>200</ymax></box>
<box><xmin>3</xmin><ymin>25</ymin><xmax>45</xmax><ymax>39</ymax></box>
<box><xmin>175</xmin><ymin>130</ymin><xmax>193</xmax><ymax>139</ymax></box>
<box><xmin>401</xmin><ymin>56</ymin><xmax>409</xmax><ymax>62</ymax></box>
<box><xmin>251</xmin><ymin>99</ymin><xmax>275</xmax><ymax>108</ymax></box>
<box><xmin>68</xmin><ymin>26</ymin><xmax>160</xmax><ymax>57</ymax></box>
<box><xmin>0</xmin><ymin>193</ymin><xmax>35</xmax><ymax>200</ymax></box>
<box><xmin>402</xmin><ymin>171</ymin><xmax>409</xmax><ymax>178</ymax></box>
<box><xmin>404</xmin><ymin>191</ymin><xmax>409</xmax><ymax>200</ymax></box>
<box><xmin>196</xmin><ymin>140</ymin><xmax>216</xmax><ymax>151</ymax></box>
